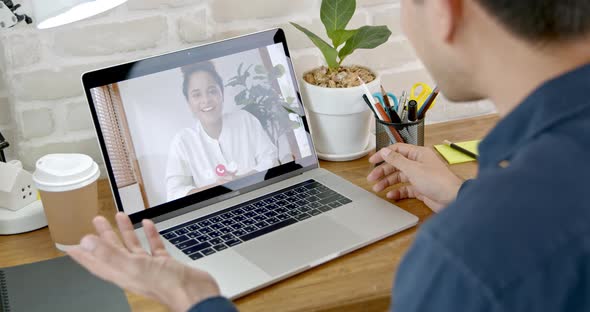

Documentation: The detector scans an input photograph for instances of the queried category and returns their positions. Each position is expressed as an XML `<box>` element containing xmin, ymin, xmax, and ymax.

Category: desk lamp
<box><xmin>32</xmin><ymin>0</ymin><xmax>128</xmax><ymax>29</ymax></box>
<box><xmin>0</xmin><ymin>0</ymin><xmax>128</xmax><ymax>235</ymax></box>
<box><xmin>0</xmin><ymin>0</ymin><xmax>31</xmax><ymax>28</ymax></box>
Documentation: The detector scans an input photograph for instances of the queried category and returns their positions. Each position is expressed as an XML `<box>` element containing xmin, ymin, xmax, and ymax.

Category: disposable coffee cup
<box><xmin>33</xmin><ymin>154</ymin><xmax>100</xmax><ymax>251</ymax></box>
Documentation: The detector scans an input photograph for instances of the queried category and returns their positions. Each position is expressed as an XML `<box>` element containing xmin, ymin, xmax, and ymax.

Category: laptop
<box><xmin>82</xmin><ymin>28</ymin><xmax>418</xmax><ymax>299</ymax></box>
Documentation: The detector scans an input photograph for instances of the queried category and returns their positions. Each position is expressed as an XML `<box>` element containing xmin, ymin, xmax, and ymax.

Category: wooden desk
<box><xmin>0</xmin><ymin>115</ymin><xmax>499</xmax><ymax>312</ymax></box>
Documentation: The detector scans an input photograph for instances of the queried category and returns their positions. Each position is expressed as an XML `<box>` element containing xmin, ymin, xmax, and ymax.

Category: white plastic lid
<box><xmin>33</xmin><ymin>154</ymin><xmax>100</xmax><ymax>192</ymax></box>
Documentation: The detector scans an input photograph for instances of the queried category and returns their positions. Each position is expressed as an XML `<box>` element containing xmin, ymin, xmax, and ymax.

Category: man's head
<box><xmin>401</xmin><ymin>0</ymin><xmax>590</xmax><ymax>102</ymax></box>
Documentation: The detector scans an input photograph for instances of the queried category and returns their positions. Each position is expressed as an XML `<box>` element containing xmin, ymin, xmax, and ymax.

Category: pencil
<box><xmin>380</xmin><ymin>85</ymin><xmax>392</xmax><ymax>110</ymax></box>
<box><xmin>444</xmin><ymin>140</ymin><xmax>478</xmax><ymax>160</ymax></box>
<box><xmin>417</xmin><ymin>86</ymin><xmax>439</xmax><ymax>120</ymax></box>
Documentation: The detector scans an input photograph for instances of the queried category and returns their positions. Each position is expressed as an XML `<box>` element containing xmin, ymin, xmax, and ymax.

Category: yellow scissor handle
<box><xmin>410</xmin><ymin>82</ymin><xmax>437</xmax><ymax>110</ymax></box>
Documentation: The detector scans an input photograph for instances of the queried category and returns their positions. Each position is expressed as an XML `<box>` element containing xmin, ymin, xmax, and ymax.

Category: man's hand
<box><xmin>67</xmin><ymin>213</ymin><xmax>221</xmax><ymax>312</ymax></box>
<box><xmin>367</xmin><ymin>143</ymin><xmax>464</xmax><ymax>212</ymax></box>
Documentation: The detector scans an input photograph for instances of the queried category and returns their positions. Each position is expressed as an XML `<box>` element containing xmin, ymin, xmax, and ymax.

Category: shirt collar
<box><xmin>479</xmin><ymin>62</ymin><xmax>590</xmax><ymax>169</ymax></box>
<box><xmin>194</xmin><ymin>114</ymin><xmax>228</xmax><ymax>143</ymax></box>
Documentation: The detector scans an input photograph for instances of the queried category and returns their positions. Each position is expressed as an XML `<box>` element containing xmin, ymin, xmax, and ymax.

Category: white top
<box><xmin>165</xmin><ymin>110</ymin><xmax>278</xmax><ymax>201</ymax></box>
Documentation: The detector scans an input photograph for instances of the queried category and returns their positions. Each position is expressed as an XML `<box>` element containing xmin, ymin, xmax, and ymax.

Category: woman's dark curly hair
<box><xmin>181</xmin><ymin>60</ymin><xmax>224</xmax><ymax>100</ymax></box>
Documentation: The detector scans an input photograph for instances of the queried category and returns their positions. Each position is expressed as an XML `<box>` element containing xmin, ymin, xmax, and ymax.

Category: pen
<box><xmin>397</xmin><ymin>90</ymin><xmax>406</xmax><ymax>117</ymax></box>
<box><xmin>358</xmin><ymin>77</ymin><xmax>376</xmax><ymax>104</ymax></box>
<box><xmin>386</xmin><ymin>104</ymin><xmax>402</xmax><ymax>124</ymax></box>
<box><xmin>379</xmin><ymin>86</ymin><xmax>402</xmax><ymax>123</ymax></box>
<box><xmin>359</xmin><ymin>78</ymin><xmax>405</xmax><ymax>143</ymax></box>
<box><xmin>390</xmin><ymin>110</ymin><xmax>403</xmax><ymax>124</ymax></box>
<box><xmin>408</xmin><ymin>100</ymin><xmax>418</xmax><ymax>121</ymax></box>
<box><xmin>362</xmin><ymin>94</ymin><xmax>378</xmax><ymax>117</ymax></box>
<box><xmin>444</xmin><ymin>140</ymin><xmax>479</xmax><ymax>160</ymax></box>
<box><xmin>387</xmin><ymin>107</ymin><xmax>395</xmax><ymax>121</ymax></box>
<box><xmin>417</xmin><ymin>86</ymin><xmax>439</xmax><ymax>120</ymax></box>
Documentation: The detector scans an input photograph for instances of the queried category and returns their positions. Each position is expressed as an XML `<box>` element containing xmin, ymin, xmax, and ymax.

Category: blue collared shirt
<box><xmin>189</xmin><ymin>64</ymin><xmax>590</xmax><ymax>312</ymax></box>
<box><xmin>392</xmin><ymin>63</ymin><xmax>590</xmax><ymax>311</ymax></box>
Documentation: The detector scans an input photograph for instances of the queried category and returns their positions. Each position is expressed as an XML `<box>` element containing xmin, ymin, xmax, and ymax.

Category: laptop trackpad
<box><xmin>235</xmin><ymin>216</ymin><xmax>364</xmax><ymax>276</ymax></box>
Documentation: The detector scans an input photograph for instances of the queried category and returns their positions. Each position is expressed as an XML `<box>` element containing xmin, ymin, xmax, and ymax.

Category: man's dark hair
<box><xmin>181</xmin><ymin>61</ymin><xmax>224</xmax><ymax>100</ymax></box>
<box><xmin>476</xmin><ymin>0</ymin><xmax>590</xmax><ymax>41</ymax></box>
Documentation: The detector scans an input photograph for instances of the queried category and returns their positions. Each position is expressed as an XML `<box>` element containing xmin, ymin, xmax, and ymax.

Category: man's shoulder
<box><xmin>399</xmin><ymin>210</ymin><xmax>590</xmax><ymax>312</ymax></box>
<box><xmin>424</xmin><ymin>132</ymin><xmax>590</xmax><ymax>293</ymax></box>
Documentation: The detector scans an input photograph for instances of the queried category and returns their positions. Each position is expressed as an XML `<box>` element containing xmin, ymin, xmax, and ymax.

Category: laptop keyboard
<box><xmin>160</xmin><ymin>179</ymin><xmax>352</xmax><ymax>260</ymax></box>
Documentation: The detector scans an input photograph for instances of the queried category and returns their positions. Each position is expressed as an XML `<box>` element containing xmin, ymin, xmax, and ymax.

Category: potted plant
<box><xmin>226</xmin><ymin>63</ymin><xmax>302</xmax><ymax>164</ymax></box>
<box><xmin>291</xmin><ymin>0</ymin><xmax>391</xmax><ymax>160</ymax></box>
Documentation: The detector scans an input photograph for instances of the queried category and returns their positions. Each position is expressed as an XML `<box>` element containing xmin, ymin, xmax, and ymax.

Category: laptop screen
<box><xmin>83</xmin><ymin>29</ymin><xmax>318</xmax><ymax>223</ymax></box>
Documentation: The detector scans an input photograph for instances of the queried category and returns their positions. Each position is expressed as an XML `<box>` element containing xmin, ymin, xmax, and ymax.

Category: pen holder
<box><xmin>375</xmin><ymin>117</ymin><xmax>425</xmax><ymax>150</ymax></box>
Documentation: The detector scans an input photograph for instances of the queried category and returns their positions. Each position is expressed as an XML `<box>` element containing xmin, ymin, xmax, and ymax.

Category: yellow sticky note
<box><xmin>434</xmin><ymin>140</ymin><xmax>480</xmax><ymax>164</ymax></box>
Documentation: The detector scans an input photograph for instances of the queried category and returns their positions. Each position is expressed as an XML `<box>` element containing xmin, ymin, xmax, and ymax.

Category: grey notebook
<box><xmin>0</xmin><ymin>256</ymin><xmax>130</xmax><ymax>312</ymax></box>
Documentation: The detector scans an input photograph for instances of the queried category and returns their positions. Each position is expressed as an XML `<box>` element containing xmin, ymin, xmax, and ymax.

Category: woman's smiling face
<box><xmin>187</xmin><ymin>71</ymin><xmax>224</xmax><ymax>125</ymax></box>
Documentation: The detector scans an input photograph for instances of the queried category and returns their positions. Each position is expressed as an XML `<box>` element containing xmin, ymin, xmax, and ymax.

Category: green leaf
<box><xmin>254</xmin><ymin>65</ymin><xmax>266</xmax><ymax>74</ymax></box>
<box><xmin>290</xmin><ymin>22</ymin><xmax>339</xmax><ymax>69</ymax></box>
<box><xmin>273</xmin><ymin>64</ymin><xmax>286</xmax><ymax>78</ymax></box>
<box><xmin>282</xmin><ymin>105</ymin><xmax>297</xmax><ymax>114</ymax></box>
<box><xmin>330</xmin><ymin>29</ymin><xmax>357</xmax><ymax>48</ymax></box>
<box><xmin>226</xmin><ymin>64</ymin><xmax>253</xmax><ymax>87</ymax></box>
<box><xmin>321</xmin><ymin>0</ymin><xmax>356</xmax><ymax>39</ymax></box>
<box><xmin>338</xmin><ymin>25</ymin><xmax>392</xmax><ymax>63</ymax></box>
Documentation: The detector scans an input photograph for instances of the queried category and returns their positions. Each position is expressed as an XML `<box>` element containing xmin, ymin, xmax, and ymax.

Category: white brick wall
<box><xmin>0</xmin><ymin>0</ymin><xmax>495</xmax><ymax>170</ymax></box>
<box><xmin>0</xmin><ymin>33</ymin><xmax>42</xmax><ymax>69</ymax></box>
<box><xmin>210</xmin><ymin>0</ymin><xmax>317</xmax><ymax>22</ymax></box>
<box><xmin>177</xmin><ymin>9</ymin><xmax>209</xmax><ymax>43</ymax></box>
<box><xmin>0</xmin><ymin>72</ymin><xmax>14</xmax><ymax>160</ymax></box>
<box><xmin>0</xmin><ymin>96</ymin><xmax>10</xmax><ymax>125</ymax></box>
<box><xmin>53</xmin><ymin>16</ymin><xmax>168</xmax><ymax>56</ymax></box>
<box><xmin>19</xmin><ymin>107</ymin><xmax>54</xmax><ymax>138</ymax></box>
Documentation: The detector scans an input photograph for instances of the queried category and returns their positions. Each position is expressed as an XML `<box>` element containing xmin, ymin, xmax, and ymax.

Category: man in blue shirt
<box><xmin>68</xmin><ymin>0</ymin><xmax>590</xmax><ymax>311</ymax></box>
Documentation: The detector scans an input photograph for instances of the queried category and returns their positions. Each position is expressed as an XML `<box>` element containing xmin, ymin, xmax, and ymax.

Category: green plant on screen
<box><xmin>226</xmin><ymin>63</ymin><xmax>301</xmax><ymax>163</ymax></box>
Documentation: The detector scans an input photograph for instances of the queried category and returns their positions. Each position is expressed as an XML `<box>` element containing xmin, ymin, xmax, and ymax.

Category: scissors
<box><xmin>372</xmin><ymin>92</ymin><xmax>399</xmax><ymax>112</ymax></box>
<box><xmin>410</xmin><ymin>82</ymin><xmax>438</xmax><ymax>110</ymax></box>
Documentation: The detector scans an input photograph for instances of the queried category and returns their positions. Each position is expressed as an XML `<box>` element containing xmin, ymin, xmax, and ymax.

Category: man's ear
<box><xmin>432</xmin><ymin>0</ymin><xmax>463</xmax><ymax>43</ymax></box>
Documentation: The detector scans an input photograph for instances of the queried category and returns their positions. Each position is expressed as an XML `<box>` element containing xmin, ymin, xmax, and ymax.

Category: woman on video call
<box><xmin>166</xmin><ymin>61</ymin><xmax>278</xmax><ymax>201</ymax></box>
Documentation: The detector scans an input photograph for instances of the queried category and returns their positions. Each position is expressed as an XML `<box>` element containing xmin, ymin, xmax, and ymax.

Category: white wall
<box><xmin>0</xmin><ymin>0</ymin><xmax>496</xmax><ymax>172</ymax></box>
<box><xmin>117</xmin><ymin>49</ymin><xmax>265</xmax><ymax>207</ymax></box>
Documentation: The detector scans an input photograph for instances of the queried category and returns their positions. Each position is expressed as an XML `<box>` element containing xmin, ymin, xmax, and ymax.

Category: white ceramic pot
<box><xmin>300</xmin><ymin>74</ymin><xmax>380</xmax><ymax>158</ymax></box>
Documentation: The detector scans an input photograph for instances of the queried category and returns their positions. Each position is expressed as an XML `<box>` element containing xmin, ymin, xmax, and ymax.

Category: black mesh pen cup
<box><xmin>375</xmin><ymin>117</ymin><xmax>425</xmax><ymax>150</ymax></box>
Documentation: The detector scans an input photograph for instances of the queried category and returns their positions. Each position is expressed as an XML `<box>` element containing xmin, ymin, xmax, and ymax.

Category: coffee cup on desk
<box><xmin>33</xmin><ymin>154</ymin><xmax>100</xmax><ymax>251</ymax></box>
